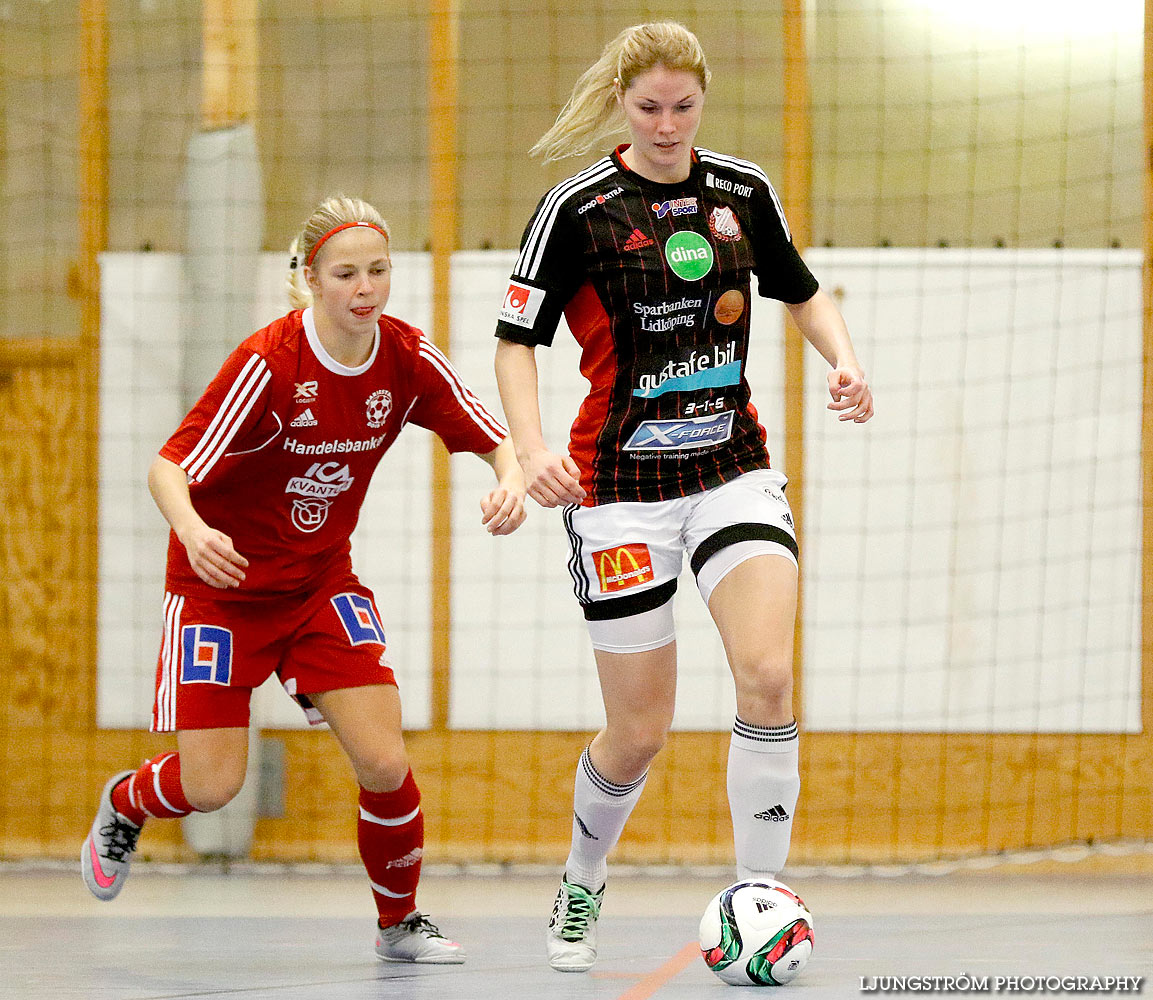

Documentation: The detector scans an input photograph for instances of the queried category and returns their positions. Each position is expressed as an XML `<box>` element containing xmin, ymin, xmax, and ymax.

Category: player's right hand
<box><xmin>180</xmin><ymin>524</ymin><xmax>249</xmax><ymax>589</ymax></box>
<box><xmin>520</xmin><ymin>448</ymin><xmax>586</xmax><ymax>508</ymax></box>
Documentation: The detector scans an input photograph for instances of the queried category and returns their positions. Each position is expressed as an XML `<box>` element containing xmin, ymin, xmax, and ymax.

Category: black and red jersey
<box><xmin>495</xmin><ymin>144</ymin><xmax>818</xmax><ymax>505</ymax></box>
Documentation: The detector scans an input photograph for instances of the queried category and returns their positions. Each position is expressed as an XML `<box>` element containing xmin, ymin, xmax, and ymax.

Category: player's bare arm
<box><xmin>494</xmin><ymin>339</ymin><xmax>586</xmax><ymax>508</ymax></box>
<box><xmin>785</xmin><ymin>289</ymin><xmax>875</xmax><ymax>424</ymax></box>
<box><xmin>147</xmin><ymin>455</ymin><xmax>249</xmax><ymax>589</ymax></box>
<box><xmin>478</xmin><ymin>436</ymin><xmax>528</xmax><ymax>536</ymax></box>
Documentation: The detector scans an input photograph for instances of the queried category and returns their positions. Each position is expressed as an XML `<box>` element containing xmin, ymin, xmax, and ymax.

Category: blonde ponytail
<box><xmin>285</xmin><ymin>194</ymin><xmax>390</xmax><ymax>309</ymax></box>
<box><xmin>530</xmin><ymin>21</ymin><xmax>710</xmax><ymax>163</ymax></box>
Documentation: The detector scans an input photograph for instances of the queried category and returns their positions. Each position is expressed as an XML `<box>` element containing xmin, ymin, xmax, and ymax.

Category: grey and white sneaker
<box><xmin>81</xmin><ymin>771</ymin><xmax>141</xmax><ymax>901</ymax></box>
<box><xmin>546</xmin><ymin>876</ymin><xmax>605</xmax><ymax>972</ymax></box>
<box><xmin>374</xmin><ymin>911</ymin><xmax>465</xmax><ymax>964</ymax></box>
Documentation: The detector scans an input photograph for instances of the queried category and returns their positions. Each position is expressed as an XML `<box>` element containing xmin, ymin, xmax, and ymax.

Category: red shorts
<box><xmin>150</xmin><ymin>575</ymin><xmax>395</xmax><ymax>732</ymax></box>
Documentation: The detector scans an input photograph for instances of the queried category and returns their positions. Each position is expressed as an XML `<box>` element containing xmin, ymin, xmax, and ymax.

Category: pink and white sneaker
<box><xmin>81</xmin><ymin>771</ymin><xmax>141</xmax><ymax>901</ymax></box>
<box><xmin>375</xmin><ymin>912</ymin><xmax>465</xmax><ymax>964</ymax></box>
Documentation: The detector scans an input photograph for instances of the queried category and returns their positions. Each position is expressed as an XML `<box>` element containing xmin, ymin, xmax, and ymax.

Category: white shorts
<box><xmin>562</xmin><ymin>469</ymin><xmax>798</xmax><ymax>653</ymax></box>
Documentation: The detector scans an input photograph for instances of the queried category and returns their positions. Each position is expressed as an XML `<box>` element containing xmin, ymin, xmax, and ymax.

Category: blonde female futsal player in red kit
<box><xmin>494</xmin><ymin>22</ymin><xmax>873</xmax><ymax>972</ymax></box>
<box><xmin>82</xmin><ymin>194</ymin><xmax>526</xmax><ymax>964</ymax></box>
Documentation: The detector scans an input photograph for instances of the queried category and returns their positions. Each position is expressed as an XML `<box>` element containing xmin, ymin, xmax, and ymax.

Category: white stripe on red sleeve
<box><xmin>417</xmin><ymin>340</ymin><xmax>507</xmax><ymax>444</ymax></box>
<box><xmin>181</xmin><ymin>356</ymin><xmax>271</xmax><ymax>482</ymax></box>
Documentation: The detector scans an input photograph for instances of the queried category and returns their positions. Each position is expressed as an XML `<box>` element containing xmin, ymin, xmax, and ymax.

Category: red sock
<box><xmin>358</xmin><ymin>770</ymin><xmax>424</xmax><ymax>926</ymax></box>
<box><xmin>111</xmin><ymin>752</ymin><xmax>194</xmax><ymax>825</ymax></box>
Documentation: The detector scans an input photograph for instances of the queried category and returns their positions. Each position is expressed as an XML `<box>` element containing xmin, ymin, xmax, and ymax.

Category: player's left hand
<box><xmin>481</xmin><ymin>483</ymin><xmax>527</xmax><ymax>535</ymax></box>
<box><xmin>827</xmin><ymin>364</ymin><xmax>874</xmax><ymax>423</ymax></box>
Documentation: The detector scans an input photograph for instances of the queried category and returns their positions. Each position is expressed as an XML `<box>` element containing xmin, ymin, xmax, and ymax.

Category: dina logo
<box><xmin>664</xmin><ymin>231</ymin><xmax>714</xmax><ymax>281</ymax></box>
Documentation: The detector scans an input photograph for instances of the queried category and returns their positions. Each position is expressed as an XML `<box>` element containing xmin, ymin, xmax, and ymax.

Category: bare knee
<box><xmin>176</xmin><ymin>729</ymin><xmax>249</xmax><ymax>812</ymax></box>
<box><xmin>182</xmin><ymin>769</ymin><xmax>246</xmax><ymax>813</ymax></box>
<box><xmin>351</xmin><ymin>746</ymin><xmax>410</xmax><ymax>794</ymax></box>
<box><xmin>732</xmin><ymin>655</ymin><xmax>794</xmax><ymax>722</ymax></box>
<box><xmin>598</xmin><ymin>719</ymin><xmax>668</xmax><ymax>780</ymax></box>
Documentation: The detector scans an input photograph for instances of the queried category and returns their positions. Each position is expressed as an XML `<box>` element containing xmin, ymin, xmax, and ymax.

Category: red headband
<box><xmin>305</xmin><ymin>221</ymin><xmax>389</xmax><ymax>267</ymax></box>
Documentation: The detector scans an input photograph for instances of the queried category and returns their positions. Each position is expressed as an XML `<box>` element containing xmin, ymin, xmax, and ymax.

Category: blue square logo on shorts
<box><xmin>180</xmin><ymin>625</ymin><xmax>233</xmax><ymax>685</ymax></box>
<box><xmin>331</xmin><ymin>593</ymin><xmax>387</xmax><ymax>646</ymax></box>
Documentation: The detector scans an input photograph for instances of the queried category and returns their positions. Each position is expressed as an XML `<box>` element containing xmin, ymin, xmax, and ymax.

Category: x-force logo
<box><xmin>592</xmin><ymin>543</ymin><xmax>654</xmax><ymax>593</ymax></box>
<box><xmin>623</xmin><ymin>411</ymin><xmax>734</xmax><ymax>452</ymax></box>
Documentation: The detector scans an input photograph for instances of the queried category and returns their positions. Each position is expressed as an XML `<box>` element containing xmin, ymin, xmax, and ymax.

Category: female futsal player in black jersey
<box><xmin>494</xmin><ymin>21</ymin><xmax>873</xmax><ymax>973</ymax></box>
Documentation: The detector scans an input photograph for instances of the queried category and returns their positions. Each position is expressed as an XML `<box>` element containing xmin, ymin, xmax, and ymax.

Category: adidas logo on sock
<box><xmin>622</xmin><ymin>228</ymin><xmax>655</xmax><ymax>251</ymax></box>
<box><xmin>291</xmin><ymin>408</ymin><xmax>318</xmax><ymax>428</ymax></box>
<box><xmin>754</xmin><ymin>804</ymin><xmax>790</xmax><ymax>822</ymax></box>
<box><xmin>574</xmin><ymin>811</ymin><xmax>600</xmax><ymax>840</ymax></box>
<box><xmin>385</xmin><ymin>847</ymin><xmax>424</xmax><ymax>869</ymax></box>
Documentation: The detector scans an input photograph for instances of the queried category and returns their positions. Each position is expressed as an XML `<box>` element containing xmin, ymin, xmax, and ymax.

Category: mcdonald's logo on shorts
<box><xmin>593</xmin><ymin>543</ymin><xmax>654</xmax><ymax>593</ymax></box>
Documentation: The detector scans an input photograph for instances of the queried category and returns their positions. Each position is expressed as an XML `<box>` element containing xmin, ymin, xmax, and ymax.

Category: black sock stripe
<box><xmin>733</xmin><ymin>717</ymin><xmax>799</xmax><ymax>743</ymax></box>
<box><xmin>690</xmin><ymin>523</ymin><xmax>799</xmax><ymax>577</ymax></box>
<box><xmin>581</xmin><ymin>746</ymin><xmax>646</xmax><ymax>796</ymax></box>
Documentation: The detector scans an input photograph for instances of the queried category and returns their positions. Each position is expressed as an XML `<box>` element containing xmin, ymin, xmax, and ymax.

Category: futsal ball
<box><xmin>699</xmin><ymin>879</ymin><xmax>814</xmax><ymax>987</ymax></box>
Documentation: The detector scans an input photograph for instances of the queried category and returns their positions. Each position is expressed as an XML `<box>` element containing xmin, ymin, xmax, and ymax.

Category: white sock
<box><xmin>563</xmin><ymin>745</ymin><xmax>647</xmax><ymax>891</ymax></box>
<box><xmin>727</xmin><ymin>717</ymin><xmax>800</xmax><ymax>880</ymax></box>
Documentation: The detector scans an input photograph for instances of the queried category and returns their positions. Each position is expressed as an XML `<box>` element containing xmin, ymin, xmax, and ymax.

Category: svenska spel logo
<box><xmin>664</xmin><ymin>231</ymin><xmax>714</xmax><ymax>281</ymax></box>
<box><xmin>499</xmin><ymin>281</ymin><xmax>545</xmax><ymax>328</ymax></box>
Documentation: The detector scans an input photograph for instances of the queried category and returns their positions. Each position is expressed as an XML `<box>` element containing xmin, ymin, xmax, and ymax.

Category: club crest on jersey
<box><xmin>331</xmin><ymin>592</ymin><xmax>387</xmax><ymax>646</ymax></box>
<box><xmin>651</xmin><ymin>197</ymin><xmax>698</xmax><ymax>219</ymax></box>
<box><xmin>623</xmin><ymin>411</ymin><xmax>734</xmax><ymax>452</ymax></box>
<box><xmin>500</xmin><ymin>281</ymin><xmax>545</xmax><ymax>329</ymax></box>
<box><xmin>180</xmin><ymin>625</ymin><xmax>233</xmax><ymax>685</ymax></box>
<box><xmin>294</xmin><ymin>380</ymin><xmax>319</xmax><ymax>403</ymax></box>
<box><xmin>365</xmin><ymin>389</ymin><xmax>392</xmax><ymax>428</ymax></box>
<box><xmin>709</xmin><ymin>206</ymin><xmax>742</xmax><ymax>242</ymax></box>
<box><xmin>592</xmin><ymin>543</ymin><xmax>654</xmax><ymax>593</ymax></box>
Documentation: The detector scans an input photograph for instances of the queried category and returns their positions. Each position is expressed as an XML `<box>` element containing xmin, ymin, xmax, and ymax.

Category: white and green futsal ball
<box><xmin>699</xmin><ymin>879</ymin><xmax>815</xmax><ymax>987</ymax></box>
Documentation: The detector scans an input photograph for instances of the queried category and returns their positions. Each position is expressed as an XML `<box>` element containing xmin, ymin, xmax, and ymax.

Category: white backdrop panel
<box><xmin>803</xmin><ymin>248</ymin><xmax>1141</xmax><ymax>732</ymax></box>
<box><xmin>99</xmin><ymin>249</ymin><xmax>1141</xmax><ymax>734</ymax></box>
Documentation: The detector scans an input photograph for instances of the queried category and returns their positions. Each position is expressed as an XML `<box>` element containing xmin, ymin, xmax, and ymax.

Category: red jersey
<box><xmin>160</xmin><ymin>308</ymin><xmax>506</xmax><ymax>600</ymax></box>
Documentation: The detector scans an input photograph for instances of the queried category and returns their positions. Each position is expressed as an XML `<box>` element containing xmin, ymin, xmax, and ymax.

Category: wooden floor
<box><xmin>5</xmin><ymin>861</ymin><xmax>1151</xmax><ymax>998</ymax></box>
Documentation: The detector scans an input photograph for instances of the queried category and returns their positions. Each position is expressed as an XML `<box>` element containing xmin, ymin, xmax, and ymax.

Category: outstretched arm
<box><xmin>148</xmin><ymin>455</ymin><xmax>249</xmax><ymax>588</ymax></box>
<box><xmin>476</xmin><ymin>436</ymin><xmax>527</xmax><ymax>535</ymax></box>
<box><xmin>786</xmin><ymin>289</ymin><xmax>874</xmax><ymax>424</ymax></box>
<box><xmin>494</xmin><ymin>338</ymin><xmax>586</xmax><ymax>507</ymax></box>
